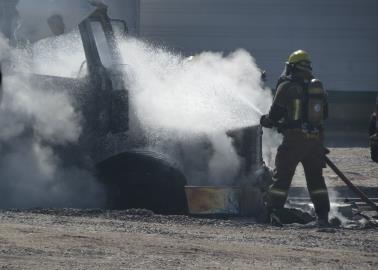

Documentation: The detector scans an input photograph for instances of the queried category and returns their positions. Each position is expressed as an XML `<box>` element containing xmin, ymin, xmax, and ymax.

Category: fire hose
<box><xmin>324</xmin><ymin>148</ymin><xmax>378</xmax><ymax>213</ymax></box>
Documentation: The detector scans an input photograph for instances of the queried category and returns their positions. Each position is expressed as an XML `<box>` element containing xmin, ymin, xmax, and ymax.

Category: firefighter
<box><xmin>260</xmin><ymin>50</ymin><xmax>330</xmax><ymax>226</ymax></box>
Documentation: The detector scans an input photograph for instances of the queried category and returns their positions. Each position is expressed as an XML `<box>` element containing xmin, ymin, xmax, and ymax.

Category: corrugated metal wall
<box><xmin>140</xmin><ymin>0</ymin><xmax>378</xmax><ymax>92</ymax></box>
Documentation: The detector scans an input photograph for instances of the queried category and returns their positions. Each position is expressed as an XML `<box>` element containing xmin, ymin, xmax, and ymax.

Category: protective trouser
<box><xmin>267</xmin><ymin>130</ymin><xmax>330</xmax><ymax>218</ymax></box>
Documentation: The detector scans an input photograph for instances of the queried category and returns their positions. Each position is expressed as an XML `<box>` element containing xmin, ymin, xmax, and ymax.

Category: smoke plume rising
<box><xmin>0</xmin><ymin>16</ymin><xmax>275</xmax><ymax>207</ymax></box>
<box><xmin>120</xmin><ymin>39</ymin><xmax>271</xmax><ymax>133</ymax></box>
<box><xmin>119</xmin><ymin>38</ymin><xmax>273</xmax><ymax>184</ymax></box>
<box><xmin>0</xmin><ymin>34</ymin><xmax>104</xmax><ymax>209</ymax></box>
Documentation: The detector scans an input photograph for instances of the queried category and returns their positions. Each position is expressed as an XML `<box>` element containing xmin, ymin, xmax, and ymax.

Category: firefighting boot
<box><xmin>316</xmin><ymin>212</ymin><xmax>329</xmax><ymax>227</ymax></box>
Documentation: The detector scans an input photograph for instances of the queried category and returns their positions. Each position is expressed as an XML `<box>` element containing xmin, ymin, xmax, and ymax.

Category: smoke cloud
<box><xmin>262</xmin><ymin>128</ymin><xmax>282</xmax><ymax>168</ymax></box>
<box><xmin>118</xmin><ymin>38</ymin><xmax>273</xmax><ymax>185</ymax></box>
<box><xmin>121</xmin><ymin>39</ymin><xmax>271</xmax><ymax>133</ymax></box>
<box><xmin>0</xmin><ymin>34</ymin><xmax>105</xmax><ymax>209</ymax></box>
<box><xmin>31</xmin><ymin>30</ymin><xmax>86</xmax><ymax>78</ymax></box>
<box><xmin>0</xmin><ymin>11</ymin><xmax>275</xmax><ymax>206</ymax></box>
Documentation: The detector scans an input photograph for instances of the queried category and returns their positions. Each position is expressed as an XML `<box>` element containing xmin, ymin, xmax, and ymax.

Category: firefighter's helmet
<box><xmin>288</xmin><ymin>50</ymin><xmax>312</xmax><ymax>72</ymax></box>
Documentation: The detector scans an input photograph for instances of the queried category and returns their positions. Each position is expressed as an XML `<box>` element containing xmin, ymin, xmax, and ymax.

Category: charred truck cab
<box><xmin>77</xmin><ymin>7</ymin><xmax>188</xmax><ymax>214</ymax></box>
<box><xmin>3</xmin><ymin>6</ymin><xmax>266</xmax><ymax>215</ymax></box>
<box><xmin>82</xmin><ymin>7</ymin><xmax>267</xmax><ymax>215</ymax></box>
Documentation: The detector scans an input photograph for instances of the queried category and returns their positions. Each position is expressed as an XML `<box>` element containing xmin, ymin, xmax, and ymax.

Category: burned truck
<box><xmin>3</xmin><ymin>7</ymin><xmax>267</xmax><ymax>214</ymax></box>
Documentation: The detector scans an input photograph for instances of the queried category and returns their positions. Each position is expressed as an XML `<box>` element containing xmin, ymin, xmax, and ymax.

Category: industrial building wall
<box><xmin>140</xmin><ymin>0</ymin><xmax>378</xmax><ymax>93</ymax></box>
<box><xmin>1</xmin><ymin>0</ymin><xmax>377</xmax><ymax>139</ymax></box>
<box><xmin>140</xmin><ymin>0</ymin><xmax>378</xmax><ymax>140</ymax></box>
<box><xmin>2</xmin><ymin>0</ymin><xmax>376</xmax><ymax>93</ymax></box>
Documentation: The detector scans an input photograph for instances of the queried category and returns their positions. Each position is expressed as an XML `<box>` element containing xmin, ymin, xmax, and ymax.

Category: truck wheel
<box><xmin>96</xmin><ymin>150</ymin><xmax>188</xmax><ymax>214</ymax></box>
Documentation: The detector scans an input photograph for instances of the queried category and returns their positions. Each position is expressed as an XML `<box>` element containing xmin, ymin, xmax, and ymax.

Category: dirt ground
<box><xmin>293</xmin><ymin>147</ymin><xmax>378</xmax><ymax>188</ymax></box>
<box><xmin>0</xmin><ymin>147</ymin><xmax>377</xmax><ymax>270</ymax></box>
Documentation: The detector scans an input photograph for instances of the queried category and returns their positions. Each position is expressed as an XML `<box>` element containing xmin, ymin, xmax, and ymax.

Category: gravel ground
<box><xmin>0</xmin><ymin>147</ymin><xmax>377</xmax><ymax>270</ymax></box>
<box><xmin>293</xmin><ymin>147</ymin><xmax>378</xmax><ymax>188</ymax></box>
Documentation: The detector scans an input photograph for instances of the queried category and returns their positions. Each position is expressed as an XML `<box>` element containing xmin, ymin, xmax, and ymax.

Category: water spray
<box><xmin>249</xmin><ymin>102</ymin><xmax>264</xmax><ymax>116</ymax></box>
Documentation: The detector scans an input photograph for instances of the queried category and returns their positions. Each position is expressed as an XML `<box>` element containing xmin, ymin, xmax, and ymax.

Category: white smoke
<box><xmin>327</xmin><ymin>186</ymin><xmax>351</xmax><ymax>225</ymax></box>
<box><xmin>32</xmin><ymin>30</ymin><xmax>86</xmax><ymax>78</ymax></box>
<box><xmin>118</xmin><ymin>38</ymin><xmax>273</xmax><ymax>185</ymax></box>
<box><xmin>262</xmin><ymin>128</ymin><xmax>282</xmax><ymax>168</ymax></box>
<box><xmin>121</xmin><ymin>39</ymin><xmax>271</xmax><ymax>133</ymax></box>
<box><xmin>0</xmin><ymin>34</ymin><xmax>104</xmax><ymax>209</ymax></box>
<box><xmin>0</xmin><ymin>22</ymin><xmax>275</xmax><ymax>206</ymax></box>
<box><xmin>207</xmin><ymin>133</ymin><xmax>241</xmax><ymax>185</ymax></box>
<box><xmin>2</xmin><ymin>74</ymin><xmax>81</xmax><ymax>142</ymax></box>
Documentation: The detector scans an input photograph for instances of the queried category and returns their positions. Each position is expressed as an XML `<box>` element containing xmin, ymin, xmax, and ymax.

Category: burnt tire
<box><xmin>96</xmin><ymin>150</ymin><xmax>188</xmax><ymax>214</ymax></box>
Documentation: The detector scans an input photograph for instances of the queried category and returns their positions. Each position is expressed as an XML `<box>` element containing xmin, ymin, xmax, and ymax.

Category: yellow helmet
<box><xmin>288</xmin><ymin>50</ymin><xmax>310</xmax><ymax>63</ymax></box>
<box><xmin>288</xmin><ymin>50</ymin><xmax>312</xmax><ymax>72</ymax></box>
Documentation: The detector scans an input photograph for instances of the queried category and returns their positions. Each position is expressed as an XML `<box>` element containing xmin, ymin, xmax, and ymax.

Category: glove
<box><xmin>260</xmin><ymin>114</ymin><xmax>273</xmax><ymax>128</ymax></box>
